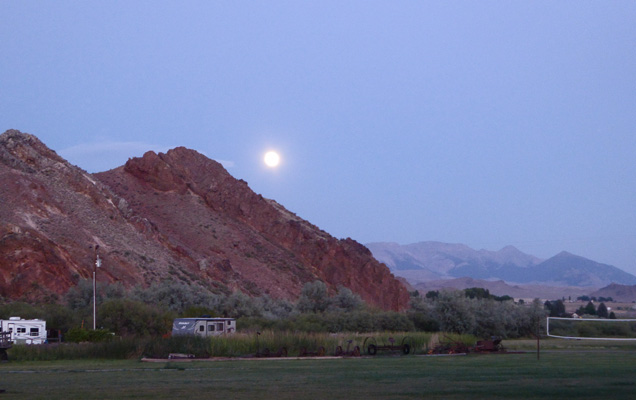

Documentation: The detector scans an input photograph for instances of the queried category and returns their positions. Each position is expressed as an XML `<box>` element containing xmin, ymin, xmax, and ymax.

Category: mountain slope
<box><xmin>591</xmin><ymin>283</ymin><xmax>636</xmax><ymax>302</ymax></box>
<box><xmin>366</xmin><ymin>241</ymin><xmax>542</xmax><ymax>280</ymax></box>
<box><xmin>0</xmin><ymin>130</ymin><xmax>409</xmax><ymax>310</ymax></box>
<box><xmin>526</xmin><ymin>252</ymin><xmax>636</xmax><ymax>287</ymax></box>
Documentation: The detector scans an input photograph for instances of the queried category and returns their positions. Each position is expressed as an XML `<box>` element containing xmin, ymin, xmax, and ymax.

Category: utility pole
<box><xmin>93</xmin><ymin>245</ymin><xmax>101</xmax><ymax>330</ymax></box>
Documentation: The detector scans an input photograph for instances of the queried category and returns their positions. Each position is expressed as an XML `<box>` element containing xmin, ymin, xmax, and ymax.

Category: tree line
<box><xmin>544</xmin><ymin>299</ymin><xmax>616</xmax><ymax>319</ymax></box>
<box><xmin>0</xmin><ymin>280</ymin><xmax>546</xmax><ymax>340</ymax></box>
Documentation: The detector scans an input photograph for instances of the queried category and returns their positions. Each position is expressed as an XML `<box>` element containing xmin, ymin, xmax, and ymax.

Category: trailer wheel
<box><xmin>401</xmin><ymin>336</ymin><xmax>414</xmax><ymax>355</ymax></box>
<box><xmin>363</xmin><ymin>336</ymin><xmax>377</xmax><ymax>355</ymax></box>
<box><xmin>367</xmin><ymin>344</ymin><xmax>377</xmax><ymax>355</ymax></box>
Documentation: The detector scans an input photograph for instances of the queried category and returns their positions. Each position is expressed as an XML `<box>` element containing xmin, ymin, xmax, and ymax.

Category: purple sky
<box><xmin>2</xmin><ymin>2</ymin><xmax>635</xmax><ymax>275</ymax></box>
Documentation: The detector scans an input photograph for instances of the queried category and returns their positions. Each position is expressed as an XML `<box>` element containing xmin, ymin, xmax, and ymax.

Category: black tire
<box><xmin>402</xmin><ymin>343</ymin><xmax>411</xmax><ymax>355</ymax></box>
<box><xmin>368</xmin><ymin>344</ymin><xmax>377</xmax><ymax>356</ymax></box>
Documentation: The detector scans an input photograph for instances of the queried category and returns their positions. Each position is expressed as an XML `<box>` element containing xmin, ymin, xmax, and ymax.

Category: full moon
<box><xmin>264</xmin><ymin>151</ymin><xmax>280</xmax><ymax>168</ymax></box>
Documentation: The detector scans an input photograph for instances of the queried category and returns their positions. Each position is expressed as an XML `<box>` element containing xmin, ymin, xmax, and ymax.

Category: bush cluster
<box><xmin>0</xmin><ymin>280</ymin><xmax>546</xmax><ymax>341</ymax></box>
<box><xmin>411</xmin><ymin>289</ymin><xmax>546</xmax><ymax>339</ymax></box>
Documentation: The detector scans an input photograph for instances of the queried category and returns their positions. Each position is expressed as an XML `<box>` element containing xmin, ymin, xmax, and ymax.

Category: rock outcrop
<box><xmin>0</xmin><ymin>130</ymin><xmax>409</xmax><ymax>310</ymax></box>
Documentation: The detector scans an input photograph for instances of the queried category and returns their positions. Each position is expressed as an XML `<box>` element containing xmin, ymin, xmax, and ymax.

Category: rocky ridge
<box><xmin>0</xmin><ymin>130</ymin><xmax>409</xmax><ymax>310</ymax></box>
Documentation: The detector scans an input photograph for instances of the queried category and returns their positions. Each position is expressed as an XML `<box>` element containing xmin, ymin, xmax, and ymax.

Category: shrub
<box><xmin>98</xmin><ymin>299</ymin><xmax>174</xmax><ymax>337</ymax></box>
<box><xmin>65</xmin><ymin>327</ymin><xmax>113</xmax><ymax>343</ymax></box>
<box><xmin>131</xmin><ymin>281</ymin><xmax>222</xmax><ymax>314</ymax></box>
<box><xmin>142</xmin><ymin>335</ymin><xmax>212</xmax><ymax>358</ymax></box>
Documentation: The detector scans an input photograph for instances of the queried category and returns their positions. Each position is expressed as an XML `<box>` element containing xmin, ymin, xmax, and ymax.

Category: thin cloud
<box><xmin>59</xmin><ymin>141</ymin><xmax>234</xmax><ymax>172</ymax></box>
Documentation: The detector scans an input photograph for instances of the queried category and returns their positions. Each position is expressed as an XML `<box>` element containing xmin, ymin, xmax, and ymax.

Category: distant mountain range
<box><xmin>366</xmin><ymin>241</ymin><xmax>636</xmax><ymax>288</ymax></box>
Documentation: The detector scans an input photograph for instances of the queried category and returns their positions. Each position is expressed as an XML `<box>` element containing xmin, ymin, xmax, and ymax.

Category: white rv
<box><xmin>0</xmin><ymin>317</ymin><xmax>47</xmax><ymax>344</ymax></box>
<box><xmin>172</xmin><ymin>317</ymin><xmax>236</xmax><ymax>337</ymax></box>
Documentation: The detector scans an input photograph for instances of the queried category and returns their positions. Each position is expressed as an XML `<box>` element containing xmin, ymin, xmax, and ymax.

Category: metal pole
<box><xmin>93</xmin><ymin>245</ymin><xmax>100</xmax><ymax>330</ymax></box>
<box><xmin>537</xmin><ymin>316</ymin><xmax>541</xmax><ymax>361</ymax></box>
<box><xmin>92</xmin><ymin>268</ymin><xmax>96</xmax><ymax>330</ymax></box>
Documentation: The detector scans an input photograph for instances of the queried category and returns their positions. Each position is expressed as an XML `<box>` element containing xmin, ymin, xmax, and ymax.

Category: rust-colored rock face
<box><xmin>0</xmin><ymin>130</ymin><xmax>409</xmax><ymax>310</ymax></box>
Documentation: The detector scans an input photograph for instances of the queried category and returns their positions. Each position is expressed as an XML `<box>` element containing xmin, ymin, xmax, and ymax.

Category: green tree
<box><xmin>219</xmin><ymin>291</ymin><xmax>263</xmax><ymax>318</ymax></box>
<box><xmin>545</xmin><ymin>300</ymin><xmax>566</xmax><ymax>317</ymax></box>
<box><xmin>433</xmin><ymin>291</ymin><xmax>476</xmax><ymax>334</ymax></box>
<box><xmin>296</xmin><ymin>281</ymin><xmax>331</xmax><ymax>313</ymax></box>
<box><xmin>425</xmin><ymin>290</ymin><xmax>439</xmax><ymax>300</ymax></box>
<box><xmin>0</xmin><ymin>301</ymin><xmax>41</xmax><ymax>320</ymax></box>
<box><xmin>464</xmin><ymin>287</ymin><xmax>491</xmax><ymax>300</ymax></box>
<box><xmin>65</xmin><ymin>279</ymin><xmax>126</xmax><ymax>311</ymax></box>
<box><xmin>408</xmin><ymin>290</ymin><xmax>440</xmax><ymax>331</ymax></box>
<box><xmin>329</xmin><ymin>286</ymin><xmax>363</xmax><ymax>312</ymax></box>
<box><xmin>597</xmin><ymin>302</ymin><xmax>609</xmax><ymax>318</ymax></box>
<box><xmin>99</xmin><ymin>299</ymin><xmax>174</xmax><ymax>337</ymax></box>
<box><xmin>584</xmin><ymin>301</ymin><xmax>597</xmax><ymax>316</ymax></box>
<box><xmin>257</xmin><ymin>295</ymin><xmax>295</xmax><ymax>319</ymax></box>
<box><xmin>132</xmin><ymin>281</ymin><xmax>221</xmax><ymax>313</ymax></box>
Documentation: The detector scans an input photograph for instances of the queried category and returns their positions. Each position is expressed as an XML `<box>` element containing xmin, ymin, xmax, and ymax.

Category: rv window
<box><xmin>199</xmin><ymin>325</ymin><xmax>205</xmax><ymax>332</ymax></box>
<box><xmin>216</xmin><ymin>323</ymin><xmax>223</xmax><ymax>331</ymax></box>
<box><xmin>17</xmin><ymin>328</ymin><xmax>26</xmax><ymax>333</ymax></box>
<box><xmin>208</xmin><ymin>324</ymin><xmax>215</xmax><ymax>331</ymax></box>
<box><xmin>30</xmin><ymin>328</ymin><xmax>39</xmax><ymax>336</ymax></box>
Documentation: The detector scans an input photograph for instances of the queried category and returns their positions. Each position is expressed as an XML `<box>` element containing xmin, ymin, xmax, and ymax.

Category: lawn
<box><xmin>1</xmin><ymin>350</ymin><xmax>635</xmax><ymax>399</ymax></box>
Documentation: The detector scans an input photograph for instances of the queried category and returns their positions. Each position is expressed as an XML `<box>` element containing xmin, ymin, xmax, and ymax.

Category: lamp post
<box><xmin>93</xmin><ymin>245</ymin><xmax>101</xmax><ymax>330</ymax></box>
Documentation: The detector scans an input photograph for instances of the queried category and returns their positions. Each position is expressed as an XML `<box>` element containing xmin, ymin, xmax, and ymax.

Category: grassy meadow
<box><xmin>1</xmin><ymin>338</ymin><xmax>635</xmax><ymax>399</ymax></box>
<box><xmin>1</xmin><ymin>351</ymin><xmax>635</xmax><ymax>399</ymax></box>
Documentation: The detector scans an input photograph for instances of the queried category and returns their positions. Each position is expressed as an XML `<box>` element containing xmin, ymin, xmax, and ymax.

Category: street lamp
<box><xmin>93</xmin><ymin>245</ymin><xmax>101</xmax><ymax>330</ymax></box>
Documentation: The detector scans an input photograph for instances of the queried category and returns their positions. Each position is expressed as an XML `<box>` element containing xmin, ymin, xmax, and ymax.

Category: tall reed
<box><xmin>6</xmin><ymin>331</ymin><xmax>440</xmax><ymax>361</ymax></box>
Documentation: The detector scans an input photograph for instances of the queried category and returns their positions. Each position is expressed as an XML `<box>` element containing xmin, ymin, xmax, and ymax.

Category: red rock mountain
<box><xmin>0</xmin><ymin>130</ymin><xmax>409</xmax><ymax>310</ymax></box>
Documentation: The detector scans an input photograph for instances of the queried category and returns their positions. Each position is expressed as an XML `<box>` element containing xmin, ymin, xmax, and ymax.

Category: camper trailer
<box><xmin>172</xmin><ymin>317</ymin><xmax>236</xmax><ymax>337</ymax></box>
<box><xmin>0</xmin><ymin>317</ymin><xmax>47</xmax><ymax>344</ymax></box>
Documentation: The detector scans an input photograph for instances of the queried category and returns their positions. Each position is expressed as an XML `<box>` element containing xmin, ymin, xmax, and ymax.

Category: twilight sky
<box><xmin>2</xmin><ymin>2</ymin><xmax>636</xmax><ymax>275</ymax></box>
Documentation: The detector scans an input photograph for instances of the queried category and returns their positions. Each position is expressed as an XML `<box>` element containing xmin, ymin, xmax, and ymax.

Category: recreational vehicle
<box><xmin>0</xmin><ymin>317</ymin><xmax>47</xmax><ymax>344</ymax></box>
<box><xmin>172</xmin><ymin>317</ymin><xmax>236</xmax><ymax>337</ymax></box>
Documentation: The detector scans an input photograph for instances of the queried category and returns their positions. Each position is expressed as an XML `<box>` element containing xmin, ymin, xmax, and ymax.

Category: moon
<box><xmin>264</xmin><ymin>151</ymin><xmax>281</xmax><ymax>168</ymax></box>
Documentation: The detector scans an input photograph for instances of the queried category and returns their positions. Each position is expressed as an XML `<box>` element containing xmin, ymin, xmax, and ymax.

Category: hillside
<box><xmin>0</xmin><ymin>130</ymin><xmax>409</xmax><ymax>310</ymax></box>
<box><xmin>367</xmin><ymin>241</ymin><xmax>636</xmax><ymax>288</ymax></box>
<box><xmin>590</xmin><ymin>283</ymin><xmax>636</xmax><ymax>303</ymax></box>
<box><xmin>412</xmin><ymin>277</ymin><xmax>591</xmax><ymax>301</ymax></box>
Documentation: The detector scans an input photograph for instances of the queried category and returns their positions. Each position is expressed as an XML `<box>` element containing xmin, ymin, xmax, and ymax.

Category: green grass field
<box><xmin>1</xmin><ymin>349</ymin><xmax>635</xmax><ymax>399</ymax></box>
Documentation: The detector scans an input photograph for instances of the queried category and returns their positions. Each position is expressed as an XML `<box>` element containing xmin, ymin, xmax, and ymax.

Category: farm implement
<box><xmin>299</xmin><ymin>346</ymin><xmax>326</xmax><ymax>357</ymax></box>
<box><xmin>363</xmin><ymin>336</ymin><xmax>412</xmax><ymax>355</ymax></box>
<box><xmin>427</xmin><ymin>335</ymin><xmax>506</xmax><ymax>355</ymax></box>
<box><xmin>472</xmin><ymin>337</ymin><xmax>505</xmax><ymax>353</ymax></box>
<box><xmin>334</xmin><ymin>340</ymin><xmax>361</xmax><ymax>357</ymax></box>
<box><xmin>253</xmin><ymin>332</ymin><xmax>288</xmax><ymax>358</ymax></box>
